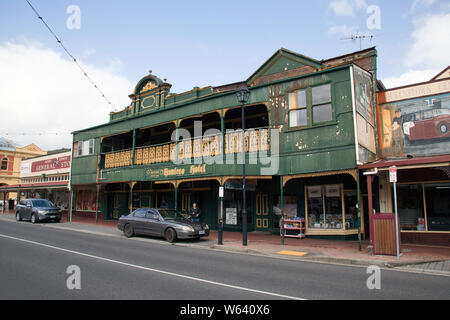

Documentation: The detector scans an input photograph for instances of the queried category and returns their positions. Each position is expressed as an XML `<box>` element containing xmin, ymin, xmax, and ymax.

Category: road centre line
<box><xmin>0</xmin><ymin>233</ymin><xmax>306</xmax><ymax>300</ymax></box>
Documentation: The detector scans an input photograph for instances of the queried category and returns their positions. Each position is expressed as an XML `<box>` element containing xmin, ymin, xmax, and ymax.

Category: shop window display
<box><xmin>307</xmin><ymin>184</ymin><xmax>343</xmax><ymax>229</ymax></box>
<box><xmin>425</xmin><ymin>183</ymin><xmax>450</xmax><ymax>231</ymax></box>
<box><xmin>75</xmin><ymin>190</ymin><xmax>100</xmax><ymax>211</ymax></box>
<box><xmin>396</xmin><ymin>184</ymin><xmax>424</xmax><ymax>231</ymax></box>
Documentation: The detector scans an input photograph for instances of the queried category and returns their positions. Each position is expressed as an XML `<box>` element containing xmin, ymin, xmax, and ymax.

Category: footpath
<box><xmin>1</xmin><ymin>212</ymin><xmax>449</xmax><ymax>275</ymax></box>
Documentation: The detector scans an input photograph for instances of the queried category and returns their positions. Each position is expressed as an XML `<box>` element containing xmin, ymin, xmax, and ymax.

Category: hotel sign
<box><xmin>145</xmin><ymin>164</ymin><xmax>207</xmax><ymax>178</ymax></box>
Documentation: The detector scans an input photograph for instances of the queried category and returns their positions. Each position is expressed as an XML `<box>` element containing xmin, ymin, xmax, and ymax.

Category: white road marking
<box><xmin>0</xmin><ymin>233</ymin><xmax>306</xmax><ymax>300</ymax></box>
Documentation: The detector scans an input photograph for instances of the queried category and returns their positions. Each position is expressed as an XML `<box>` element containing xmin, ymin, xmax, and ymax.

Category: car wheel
<box><xmin>165</xmin><ymin>228</ymin><xmax>177</xmax><ymax>243</ymax></box>
<box><xmin>123</xmin><ymin>224</ymin><xmax>134</xmax><ymax>238</ymax></box>
<box><xmin>16</xmin><ymin>212</ymin><xmax>22</xmax><ymax>222</ymax></box>
<box><xmin>31</xmin><ymin>214</ymin><xmax>37</xmax><ymax>224</ymax></box>
<box><xmin>439</xmin><ymin>123</ymin><xmax>448</xmax><ymax>134</ymax></box>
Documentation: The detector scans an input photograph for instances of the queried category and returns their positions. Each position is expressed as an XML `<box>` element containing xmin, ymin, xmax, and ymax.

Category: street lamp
<box><xmin>236</xmin><ymin>84</ymin><xmax>250</xmax><ymax>246</ymax></box>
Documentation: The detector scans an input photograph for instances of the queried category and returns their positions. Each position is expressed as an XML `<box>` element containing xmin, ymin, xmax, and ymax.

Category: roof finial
<box><xmin>149</xmin><ymin>70</ymin><xmax>152</xmax><ymax>74</ymax></box>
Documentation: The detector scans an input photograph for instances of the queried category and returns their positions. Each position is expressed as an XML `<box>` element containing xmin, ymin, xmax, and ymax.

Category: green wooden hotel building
<box><xmin>70</xmin><ymin>47</ymin><xmax>379</xmax><ymax>239</ymax></box>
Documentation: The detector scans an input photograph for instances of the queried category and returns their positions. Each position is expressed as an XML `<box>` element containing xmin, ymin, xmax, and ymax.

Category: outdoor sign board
<box><xmin>352</xmin><ymin>65</ymin><xmax>377</xmax><ymax>164</ymax></box>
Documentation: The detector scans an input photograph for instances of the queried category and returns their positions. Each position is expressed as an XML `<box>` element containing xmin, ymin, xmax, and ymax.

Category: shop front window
<box><xmin>307</xmin><ymin>184</ymin><xmax>343</xmax><ymax>229</ymax></box>
<box><xmin>425</xmin><ymin>183</ymin><xmax>450</xmax><ymax>231</ymax></box>
<box><xmin>396</xmin><ymin>184</ymin><xmax>424</xmax><ymax>231</ymax></box>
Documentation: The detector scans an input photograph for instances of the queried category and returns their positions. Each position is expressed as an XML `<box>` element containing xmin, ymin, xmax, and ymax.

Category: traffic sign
<box><xmin>389</xmin><ymin>166</ymin><xmax>397</xmax><ymax>183</ymax></box>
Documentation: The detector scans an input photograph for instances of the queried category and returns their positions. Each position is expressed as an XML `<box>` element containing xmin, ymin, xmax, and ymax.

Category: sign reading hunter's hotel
<box><xmin>31</xmin><ymin>156</ymin><xmax>71</xmax><ymax>173</ymax></box>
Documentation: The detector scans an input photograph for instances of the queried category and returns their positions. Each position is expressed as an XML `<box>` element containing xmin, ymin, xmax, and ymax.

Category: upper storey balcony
<box><xmin>101</xmin><ymin>104</ymin><xmax>270</xmax><ymax>170</ymax></box>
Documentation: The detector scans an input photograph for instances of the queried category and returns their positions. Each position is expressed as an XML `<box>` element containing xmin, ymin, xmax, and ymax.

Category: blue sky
<box><xmin>0</xmin><ymin>0</ymin><xmax>449</xmax><ymax>149</ymax></box>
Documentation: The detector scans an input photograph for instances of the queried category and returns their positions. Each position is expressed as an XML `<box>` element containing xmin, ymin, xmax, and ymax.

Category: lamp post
<box><xmin>236</xmin><ymin>84</ymin><xmax>250</xmax><ymax>246</ymax></box>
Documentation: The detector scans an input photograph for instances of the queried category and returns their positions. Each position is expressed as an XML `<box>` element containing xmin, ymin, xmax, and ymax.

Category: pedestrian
<box><xmin>190</xmin><ymin>202</ymin><xmax>201</xmax><ymax>222</ymax></box>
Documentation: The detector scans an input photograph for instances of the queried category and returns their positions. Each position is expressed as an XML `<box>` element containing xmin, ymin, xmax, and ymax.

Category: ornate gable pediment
<box><xmin>140</xmin><ymin>81</ymin><xmax>158</xmax><ymax>93</ymax></box>
<box><xmin>247</xmin><ymin>48</ymin><xmax>323</xmax><ymax>86</ymax></box>
<box><xmin>133</xmin><ymin>71</ymin><xmax>168</xmax><ymax>96</ymax></box>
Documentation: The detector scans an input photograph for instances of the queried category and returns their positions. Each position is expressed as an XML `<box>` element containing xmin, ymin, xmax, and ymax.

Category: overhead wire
<box><xmin>24</xmin><ymin>0</ymin><xmax>118</xmax><ymax>112</ymax></box>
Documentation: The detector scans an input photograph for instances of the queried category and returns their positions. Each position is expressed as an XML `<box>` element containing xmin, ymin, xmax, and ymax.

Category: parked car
<box><xmin>118</xmin><ymin>208</ymin><xmax>210</xmax><ymax>243</ymax></box>
<box><xmin>15</xmin><ymin>199</ymin><xmax>62</xmax><ymax>223</ymax></box>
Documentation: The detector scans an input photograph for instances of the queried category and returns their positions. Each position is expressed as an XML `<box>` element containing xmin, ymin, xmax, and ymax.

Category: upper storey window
<box><xmin>1</xmin><ymin>157</ymin><xmax>7</xmax><ymax>170</ymax></box>
<box><xmin>288</xmin><ymin>83</ymin><xmax>334</xmax><ymax>129</ymax></box>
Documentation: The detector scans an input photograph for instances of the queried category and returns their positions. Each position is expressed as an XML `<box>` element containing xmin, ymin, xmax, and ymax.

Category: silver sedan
<box><xmin>117</xmin><ymin>208</ymin><xmax>210</xmax><ymax>243</ymax></box>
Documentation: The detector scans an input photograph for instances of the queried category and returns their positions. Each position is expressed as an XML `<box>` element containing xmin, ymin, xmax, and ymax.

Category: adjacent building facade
<box><xmin>0</xmin><ymin>149</ymin><xmax>71</xmax><ymax>214</ymax></box>
<box><xmin>0</xmin><ymin>138</ymin><xmax>47</xmax><ymax>205</ymax></box>
<box><xmin>71</xmin><ymin>47</ymin><xmax>379</xmax><ymax>239</ymax></box>
<box><xmin>360</xmin><ymin>66</ymin><xmax>450</xmax><ymax>246</ymax></box>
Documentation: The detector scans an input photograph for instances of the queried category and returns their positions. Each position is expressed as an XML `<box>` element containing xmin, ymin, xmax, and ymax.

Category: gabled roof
<box><xmin>430</xmin><ymin>66</ymin><xmax>450</xmax><ymax>81</ymax></box>
<box><xmin>246</xmin><ymin>48</ymin><xmax>323</xmax><ymax>85</ymax></box>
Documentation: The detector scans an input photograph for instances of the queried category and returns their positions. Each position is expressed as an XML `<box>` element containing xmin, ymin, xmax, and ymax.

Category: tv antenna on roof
<box><xmin>341</xmin><ymin>33</ymin><xmax>374</xmax><ymax>50</ymax></box>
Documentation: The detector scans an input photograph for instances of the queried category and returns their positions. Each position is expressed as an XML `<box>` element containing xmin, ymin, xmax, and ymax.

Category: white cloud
<box><xmin>329</xmin><ymin>0</ymin><xmax>355</xmax><ymax>17</ymax></box>
<box><xmin>0</xmin><ymin>40</ymin><xmax>133</xmax><ymax>151</ymax></box>
<box><xmin>81</xmin><ymin>48</ymin><xmax>96</xmax><ymax>59</ymax></box>
<box><xmin>328</xmin><ymin>0</ymin><xmax>367</xmax><ymax>17</ymax></box>
<box><xmin>382</xmin><ymin>68</ymin><xmax>440</xmax><ymax>89</ymax></box>
<box><xmin>383</xmin><ymin>12</ymin><xmax>450</xmax><ymax>89</ymax></box>
<box><xmin>406</xmin><ymin>12</ymin><xmax>450</xmax><ymax>69</ymax></box>
<box><xmin>328</xmin><ymin>24</ymin><xmax>358</xmax><ymax>37</ymax></box>
<box><xmin>410</xmin><ymin>0</ymin><xmax>435</xmax><ymax>13</ymax></box>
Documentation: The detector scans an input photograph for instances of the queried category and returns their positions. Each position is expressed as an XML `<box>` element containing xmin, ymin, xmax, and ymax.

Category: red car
<box><xmin>403</xmin><ymin>109</ymin><xmax>450</xmax><ymax>141</ymax></box>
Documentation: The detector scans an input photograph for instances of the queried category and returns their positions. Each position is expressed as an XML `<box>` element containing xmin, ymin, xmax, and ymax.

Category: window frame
<box><xmin>287</xmin><ymin>82</ymin><xmax>336</xmax><ymax>130</ymax></box>
<box><xmin>1</xmin><ymin>157</ymin><xmax>7</xmax><ymax>170</ymax></box>
<box><xmin>74</xmin><ymin>139</ymin><xmax>95</xmax><ymax>157</ymax></box>
<box><xmin>288</xmin><ymin>89</ymin><xmax>308</xmax><ymax>129</ymax></box>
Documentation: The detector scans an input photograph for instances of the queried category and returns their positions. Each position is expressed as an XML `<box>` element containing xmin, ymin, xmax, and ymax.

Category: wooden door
<box><xmin>255</xmin><ymin>194</ymin><xmax>269</xmax><ymax>231</ymax></box>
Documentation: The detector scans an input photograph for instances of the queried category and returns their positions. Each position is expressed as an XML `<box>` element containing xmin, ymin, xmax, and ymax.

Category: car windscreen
<box><xmin>157</xmin><ymin>209</ymin><xmax>185</xmax><ymax>220</ymax></box>
<box><xmin>31</xmin><ymin>199</ymin><xmax>54</xmax><ymax>207</ymax></box>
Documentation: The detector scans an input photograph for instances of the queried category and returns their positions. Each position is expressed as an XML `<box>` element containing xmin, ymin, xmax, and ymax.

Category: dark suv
<box><xmin>15</xmin><ymin>199</ymin><xmax>62</xmax><ymax>223</ymax></box>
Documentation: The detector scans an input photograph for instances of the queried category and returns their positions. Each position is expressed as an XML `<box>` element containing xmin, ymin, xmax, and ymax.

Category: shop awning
<box><xmin>0</xmin><ymin>182</ymin><xmax>69</xmax><ymax>193</ymax></box>
<box><xmin>358</xmin><ymin>155</ymin><xmax>450</xmax><ymax>171</ymax></box>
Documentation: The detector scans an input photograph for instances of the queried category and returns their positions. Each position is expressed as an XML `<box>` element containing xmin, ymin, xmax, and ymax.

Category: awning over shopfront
<box><xmin>358</xmin><ymin>155</ymin><xmax>450</xmax><ymax>171</ymax></box>
<box><xmin>359</xmin><ymin>155</ymin><xmax>450</xmax><ymax>246</ymax></box>
<box><xmin>0</xmin><ymin>182</ymin><xmax>69</xmax><ymax>192</ymax></box>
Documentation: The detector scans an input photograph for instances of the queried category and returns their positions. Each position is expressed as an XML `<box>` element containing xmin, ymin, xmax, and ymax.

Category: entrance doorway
<box><xmin>255</xmin><ymin>194</ymin><xmax>269</xmax><ymax>231</ymax></box>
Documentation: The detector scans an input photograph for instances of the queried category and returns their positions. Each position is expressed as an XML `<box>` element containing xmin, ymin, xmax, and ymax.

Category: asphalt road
<box><xmin>0</xmin><ymin>218</ymin><xmax>449</xmax><ymax>301</ymax></box>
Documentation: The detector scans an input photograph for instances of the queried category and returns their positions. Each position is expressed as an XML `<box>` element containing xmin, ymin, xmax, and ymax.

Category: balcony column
<box><xmin>131</xmin><ymin>129</ymin><xmax>136</xmax><ymax>168</ymax></box>
<box><xmin>174</xmin><ymin>182</ymin><xmax>178</xmax><ymax>211</ymax></box>
<box><xmin>280</xmin><ymin>176</ymin><xmax>285</xmax><ymax>246</ymax></box>
<box><xmin>95</xmin><ymin>184</ymin><xmax>101</xmax><ymax>224</ymax></box>
<box><xmin>220</xmin><ymin>110</ymin><xmax>225</xmax><ymax>157</ymax></box>
<box><xmin>175</xmin><ymin>120</ymin><xmax>179</xmax><ymax>163</ymax></box>
<box><xmin>129</xmin><ymin>181</ymin><xmax>136</xmax><ymax>215</ymax></box>
<box><xmin>2</xmin><ymin>192</ymin><xmax>6</xmax><ymax>214</ymax></box>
